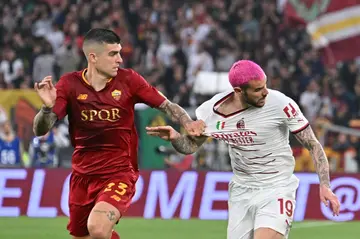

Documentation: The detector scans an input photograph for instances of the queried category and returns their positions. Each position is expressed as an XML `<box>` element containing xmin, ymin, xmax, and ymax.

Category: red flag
<box><xmin>284</xmin><ymin>0</ymin><xmax>360</xmax><ymax>66</ymax></box>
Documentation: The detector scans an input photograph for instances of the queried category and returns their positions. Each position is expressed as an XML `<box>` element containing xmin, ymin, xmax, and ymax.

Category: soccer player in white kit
<box><xmin>146</xmin><ymin>60</ymin><xmax>340</xmax><ymax>239</ymax></box>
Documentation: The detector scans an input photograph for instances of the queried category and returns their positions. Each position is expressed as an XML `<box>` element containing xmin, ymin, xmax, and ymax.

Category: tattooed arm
<box><xmin>157</xmin><ymin>100</ymin><xmax>193</xmax><ymax>126</ymax></box>
<box><xmin>294</xmin><ymin>125</ymin><xmax>330</xmax><ymax>187</ymax></box>
<box><xmin>33</xmin><ymin>106</ymin><xmax>58</xmax><ymax>136</ymax></box>
<box><xmin>146</xmin><ymin>125</ymin><xmax>208</xmax><ymax>154</ymax></box>
<box><xmin>171</xmin><ymin>135</ymin><xmax>209</xmax><ymax>155</ymax></box>
<box><xmin>157</xmin><ymin>100</ymin><xmax>205</xmax><ymax>136</ymax></box>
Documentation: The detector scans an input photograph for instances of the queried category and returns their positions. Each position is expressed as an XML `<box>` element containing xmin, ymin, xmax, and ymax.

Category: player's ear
<box><xmin>233</xmin><ymin>87</ymin><xmax>242</xmax><ymax>94</ymax></box>
<box><xmin>88</xmin><ymin>53</ymin><xmax>97</xmax><ymax>63</ymax></box>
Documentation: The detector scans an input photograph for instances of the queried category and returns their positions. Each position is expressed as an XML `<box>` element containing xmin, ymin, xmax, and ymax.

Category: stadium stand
<box><xmin>0</xmin><ymin>0</ymin><xmax>359</xmax><ymax>172</ymax></box>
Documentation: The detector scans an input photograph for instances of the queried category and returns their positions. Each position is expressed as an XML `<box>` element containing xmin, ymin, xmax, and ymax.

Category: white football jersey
<box><xmin>195</xmin><ymin>89</ymin><xmax>309</xmax><ymax>188</ymax></box>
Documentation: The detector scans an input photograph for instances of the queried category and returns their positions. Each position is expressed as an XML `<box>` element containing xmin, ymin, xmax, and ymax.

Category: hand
<box><xmin>146</xmin><ymin>126</ymin><xmax>181</xmax><ymax>141</ymax></box>
<box><xmin>34</xmin><ymin>76</ymin><xmax>57</xmax><ymax>108</ymax></box>
<box><xmin>183</xmin><ymin>120</ymin><xmax>206</xmax><ymax>136</ymax></box>
<box><xmin>320</xmin><ymin>184</ymin><xmax>340</xmax><ymax>216</ymax></box>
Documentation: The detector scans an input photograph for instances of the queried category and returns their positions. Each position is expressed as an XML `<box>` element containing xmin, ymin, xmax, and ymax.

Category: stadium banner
<box><xmin>0</xmin><ymin>90</ymin><xmax>43</xmax><ymax>146</ymax></box>
<box><xmin>136</xmin><ymin>107</ymin><xmax>181</xmax><ymax>169</ymax></box>
<box><xmin>0</xmin><ymin>169</ymin><xmax>359</xmax><ymax>221</ymax></box>
<box><xmin>284</xmin><ymin>0</ymin><xmax>360</xmax><ymax>66</ymax></box>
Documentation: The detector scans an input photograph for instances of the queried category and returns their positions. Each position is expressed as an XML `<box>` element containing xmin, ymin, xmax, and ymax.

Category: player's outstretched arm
<box><xmin>171</xmin><ymin>135</ymin><xmax>208</xmax><ymax>155</ymax></box>
<box><xmin>33</xmin><ymin>106</ymin><xmax>57</xmax><ymax>136</ymax></box>
<box><xmin>146</xmin><ymin>126</ymin><xmax>208</xmax><ymax>155</ymax></box>
<box><xmin>157</xmin><ymin>100</ymin><xmax>205</xmax><ymax>136</ymax></box>
<box><xmin>294</xmin><ymin>125</ymin><xmax>340</xmax><ymax>215</ymax></box>
<box><xmin>33</xmin><ymin>76</ymin><xmax>59</xmax><ymax>136</ymax></box>
<box><xmin>294</xmin><ymin>126</ymin><xmax>330</xmax><ymax>186</ymax></box>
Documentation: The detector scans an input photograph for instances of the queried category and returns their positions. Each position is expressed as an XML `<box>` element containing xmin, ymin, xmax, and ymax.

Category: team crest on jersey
<box><xmin>111</xmin><ymin>90</ymin><xmax>122</xmax><ymax>101</ymax></box>
<box><xmin>236</xmin><ymin>118</ymin><xmax>245</xmax><ymax>129</ymax></box>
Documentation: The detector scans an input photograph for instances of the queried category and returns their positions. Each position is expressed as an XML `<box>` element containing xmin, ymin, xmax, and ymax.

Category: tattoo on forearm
<box><xmin>33</xmin><ymin>106</ymin><xmax>57</xmax><ymax>136</ymax></box>
<box><xmin>171</xmin><ymin>135</ymin><xmax>208</xmax><ymax>155</ymax></box>
<box><xmin>107</xmin><ymin>211</ymin><xmax>116</xmax><ymax>221</ymax></box>
<box><xmin>294</xmin><ymin>126</ymin><xmax>330</xmax><ymax>187</ymax></box>
<box><xmin>93</xmin><ymin>210</ymin><xmax>117</xmax><ymax>222</ymax></box>
<box><xmin>158</xmin><ymin>100</ymin><xmax>192</xmax><ymax>126</ymax></box>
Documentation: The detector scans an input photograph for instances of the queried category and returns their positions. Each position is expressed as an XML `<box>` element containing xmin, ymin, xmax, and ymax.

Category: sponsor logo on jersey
<box><xmin>211</xmin><ymin>131</ymin><xmax>258</xmax><ymax>145</ymax></box>
<box><xmin>77</xmin><ymin>94</ymin><xmax>88</xmax><ymax>100</ymax></box>
<box><xmin>216</xmin><ymin>121</ymin><xmax>225</xmax><ymax>130</ymax></box>
<box><xmin>81</xmin><ymin>108</ymin><xmax>121</xmax><ymax>122</ymax></box>
<box><xmin>111</xmin><ymin>90</ymin><xmax>122</xmax><ymax>101</ymax></box>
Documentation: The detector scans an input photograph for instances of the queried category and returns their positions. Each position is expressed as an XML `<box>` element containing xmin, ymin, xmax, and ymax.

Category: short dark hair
<box><xmin>83</xmin><ymin>28</ymin><xmax>121</xmax><ymax>45</ymax></box>
<box><xmin>240</xmin><ymin>83</ymin><xmax>250</xmax><ymax>91</ymax></box>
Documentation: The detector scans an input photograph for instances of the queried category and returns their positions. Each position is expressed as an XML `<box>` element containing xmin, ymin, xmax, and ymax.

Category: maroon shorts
<box><xmin>67</xmin><ymin>172</ymin><xmax>137</xmax><ymax>237</ymax></box>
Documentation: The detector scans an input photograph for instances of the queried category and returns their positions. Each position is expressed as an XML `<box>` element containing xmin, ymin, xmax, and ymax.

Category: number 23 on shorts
<box><xmin>104</xmin><ymin>182</ymin><xmax>128</xmax><ymax>202</ymax></box>
<box><xmin>278</xmin><ymin>198</ymin><xmax>294</xmax><ymax>217</ymax></box>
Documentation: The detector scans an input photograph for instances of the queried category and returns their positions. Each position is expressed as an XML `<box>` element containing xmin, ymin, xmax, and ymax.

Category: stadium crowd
<box><xmin>0</xmin><ymin>0</ymin><xmax>359</xmax><ymax>171</ymax></box>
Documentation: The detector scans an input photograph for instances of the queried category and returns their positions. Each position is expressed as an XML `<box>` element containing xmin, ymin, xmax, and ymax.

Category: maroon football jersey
<box><xmin>52</xmin><ymin>68</ymin><xmax>166</xmax><ymax>176</ymax></box>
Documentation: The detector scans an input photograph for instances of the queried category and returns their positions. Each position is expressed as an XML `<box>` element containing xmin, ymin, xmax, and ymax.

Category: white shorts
<box><xmin>227</xmin><ymin>181</ymin><xmax>297</xmax><ymax>239</ymax></box>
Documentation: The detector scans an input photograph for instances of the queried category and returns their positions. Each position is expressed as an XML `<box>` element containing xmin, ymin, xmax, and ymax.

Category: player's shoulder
<box><xmin>209</xmin><ymin>90</ymin><xmax>233</xmax><ymax>104</ymax></box>
<box><xmin>62</xmin><ymin>70</ymin><xmax>82</xmax><ymax>79</ymax></box>
<box><xmin>116</xmin><ymin>68</ymin><xmax>135</xmax><ymax>76</ymax></box>
<box><xmin>114</xmin><ymin>68</ymin><xmax>144</xmax><ymax>87</ymax></box>
<box><xmin>267</xmin><ymin>89</ymin><xmax>287</xmax><ymax>100</ymax></box>
<box><xmin>58</xmin><ymin>70</ymin><xmax>82</xmax><ymax>83</ymax></box>
<box><xmin>115</xmin><ymin>68</ymin><xmax>139</xmax><ymax>80</ymax></box>
<box><xmin>196</xmin><ymin>90</ymin><xmax>232</xmax><ymax>120</ymax></box>
<box><xmin>199</xmin><ymin>90</ymin><xmax>232</xmax><ymax>109</ymax></box>
<box><xmin>266</xmin><ymin>89</ymin><xmax>294</xmax><ymax>106</ymax></box>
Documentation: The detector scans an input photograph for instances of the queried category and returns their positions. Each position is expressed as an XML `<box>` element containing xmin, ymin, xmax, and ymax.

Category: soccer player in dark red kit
<box><xmin>32</xmin><ymin>28</ymin><xmax>205</xmax><ymax>239</ymax></box>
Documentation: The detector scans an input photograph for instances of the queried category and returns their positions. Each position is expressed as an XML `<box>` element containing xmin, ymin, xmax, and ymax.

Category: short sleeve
<box><xmin>279</xmin><ymin>94</ymin><xmax>309</xmax><ymax>133</ymax></box>
<box><xmin>130</xmin><ymin>70</ymin><xmax>166</xmax><ymax>107</ymax></box>
<box><xmin>52</xmin><ymin>76</ymin><xmax>69</xmax><ymax>120</ymax></box>
<box><xmin>195</xmin><ymin>100</ymin><xmax>213</xmax><ymax>121</ymax></box>
<box><xmin>195</xmin><ymin>104</ymin><xmax>206</xmax><ymax>121</ymax></box>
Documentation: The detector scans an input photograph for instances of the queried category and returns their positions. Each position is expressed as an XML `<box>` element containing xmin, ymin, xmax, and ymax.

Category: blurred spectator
<box><xmin>157</xmin><ymin>35</ymin><xmax>176</xmax><ymax>67</ymax></box>
<box><xmin>333</xmin><ymin>134</ymin><xmax>350</xmax><ymax>153</ymax></box>
<box><xmin>349</xmin><ymin>135</ymin><xmax>360</xmax><ymax>170</ymax></box>
<box><xmin>354</xmin><ymin>78</ymin><xmax>360</xmax><ymax>117</ymax></box>
<box><xmin>216</xmin><ymin>47</ymin><xmax>236</xmax><ymax>72</ymax></box>
<box><xmin>32</xmin><ymin>42</ymin><xmax>56</xmax><ymax>82</ymax></box>
<box><xmin>0</xmin><ymin>48</ymin><xmax>24</xmax><ymax>88</ymax></box>
<box><xmin>54</xmin><ymin>39</ymin><xmax>81</xmax><ymax>78</ymax></box>
<box><xmin>32</xmin><ymin>5</ymin><xmax>52</xmax><ymax>37</ymax></box>
<box><xmin>299</xmin><ymin>80</ymin><xmax>321</xmax><ymax>123</ymax></box>
<box><xmin>29</xmin><ymin>130</ymin><xmax>57</xmax><ymax>168</ymax></box>
<box><xmin>46</xmin><ymin>23</ymin><xmax>65</xmax><ymax>51</ymax></box>
<box><xmin>0</xmin><ymin>121</ymin><xmax>24</xmax><ymax>167</ymax></box>
<box><xmin>28</xmin><ymin>123</ymin><xmax>70</xmax><ymax>168</ymax></box>
<box><xmin>0</xmin><ymin>106</ymin><xmax>8</xmax><ymax>127</ymax></box>
<box><xmin>186</xmin><ymin>42</ymin><xmax>214</xmax><ymax>86</ymax></box>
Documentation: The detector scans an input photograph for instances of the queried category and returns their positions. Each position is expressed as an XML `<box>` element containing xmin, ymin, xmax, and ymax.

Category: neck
<box><xmin>231</xmin><ymin>92</ymin><xmax>248</xmax><ymax>110</ymax></box>
<box><xmin>85</xmin><ymin>66</ymin><xmax>109</xmax><ymax>91</ymax></box>
<box><xmin>2</xmin><ymin>132</ymin><xmax>14</xmax><ymax>141</ymax></box>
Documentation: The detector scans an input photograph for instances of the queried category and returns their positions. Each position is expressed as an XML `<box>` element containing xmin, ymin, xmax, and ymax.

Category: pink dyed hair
<box><xmin>228</xmin><ymin>60</ymin><xmax>266</xmax><ymax>88</ymax></box>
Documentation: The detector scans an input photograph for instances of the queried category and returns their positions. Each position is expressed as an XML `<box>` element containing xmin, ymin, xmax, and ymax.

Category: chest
<box><xmin>0</xmin><ymin>138</ymin><xmax>19</xmax><ymax>150</ymax></box>
<box><xmin>70</xmin><ymin>83</ymin><xmax>134</xmax><ymax>125</ymax></box>
<box><xmin>204</xmin><ymin>109</ymin><xmax>283</xmax><ymax>141</ymax></box>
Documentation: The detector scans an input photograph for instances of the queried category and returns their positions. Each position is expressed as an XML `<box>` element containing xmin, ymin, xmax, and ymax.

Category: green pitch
<box><xmin>0</xmin><ymin>217</ymin><xmax>358</xmax><ymax>239</ymax></box>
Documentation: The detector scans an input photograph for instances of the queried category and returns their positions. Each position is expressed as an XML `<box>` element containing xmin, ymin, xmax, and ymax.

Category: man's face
<box><xmin>93</xmin><ymin>43</ymin><xmax>123</xmax><ymax>78</ymax></box>
<box><xmin>5</xmin><ymin>50</ymin><xmax>15</xmax><ymax>61</ymax></box>
<box><xmin>239</xmin><ymin>78</ymin><xmax>269</xmax><ymax>108</ymax></box>
<box><xmin>2</xmin><ymin>121</ymin><xmax>12</xmax><ymax>134</ymax></box>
